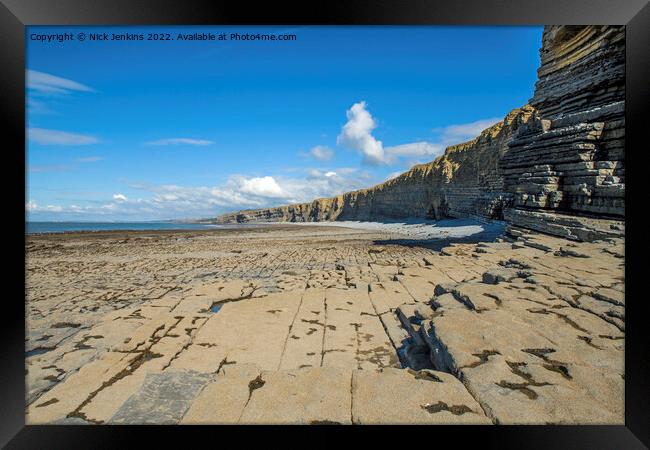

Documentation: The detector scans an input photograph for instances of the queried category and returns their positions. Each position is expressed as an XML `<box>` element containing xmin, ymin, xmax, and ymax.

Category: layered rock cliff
<box><xmin>501</xmin><ymin>25</ymin><xmax>625</xmax><ymax>240</ymax></box>
<box><xmin>214</xmin><ymin>26</ymin><xmax>625</xmax><ymax>241</ymax></box>
<box><xmin>216</xmin><ymin>106</ymin><xmax>534</xmax><ymax>224</ymax></box>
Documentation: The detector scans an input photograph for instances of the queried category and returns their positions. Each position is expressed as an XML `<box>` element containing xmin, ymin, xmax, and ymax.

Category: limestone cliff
<box><xmin>501</xmin><ymin>26</ymin><xmax>625</xmax><ymax>239</ymax></box>
<box><xmin>214</xmin><ymin>26</ymin><xmax>625</xmax><ymax>241</ymax></box>
<box><xmin>216</xmin><ymin>106</ymin><xmax>534</xmax><ymax>224</ymax></box>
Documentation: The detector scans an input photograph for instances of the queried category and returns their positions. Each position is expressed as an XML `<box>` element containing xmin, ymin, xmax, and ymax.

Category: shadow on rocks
<box><xmin>372</xmin><ymin>223</ymin><xmax>506</xmax><ymax>251</ymax></box>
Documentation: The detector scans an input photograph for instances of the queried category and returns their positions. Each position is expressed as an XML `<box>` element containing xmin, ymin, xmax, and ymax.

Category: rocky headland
<box><xmin>214</xmin><ymin>26</ymin><xmax>625</xmax><ymax>244</ymax></box>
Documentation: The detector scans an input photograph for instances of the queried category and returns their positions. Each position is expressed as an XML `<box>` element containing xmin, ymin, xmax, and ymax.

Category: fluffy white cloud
<box><xmin>337</xmin><ymin>101</ymin><xmax>392</xmax><ymax>165</ymax></box>
<box><xmin>28</xmin><ymin>128</ymin><xmax>98</xmax><ymax>145</ymax></box>
<box><xmin>145</xmin><ymin>138</ymin><xmax>214</xmax><ymax>146</ymax></box>
<box><xmin>334</xmin><ymin>101</ymin><xmax>501</xmax><ymax>167</ymax></box>
<box><xmin>309</xmin><ymin>146</ymin><xmax>334</xmax><ymax>161</ymax></box>
<box><xmin>27</xmin><ymin>70</ymin><xmax>95</xmax><ymax>95</ymax></box>
<box><xmin>26</xmin><ymin>169</ymin><xmax>374</xmax><ymax>221</ymax></box>
<box><xmin>434</xmin><ymin>117</ymin><xmax>502</xmax><ymax>145</ymax></box>
<box><xmin>333</xmin><ymin>102</ymin><xmax>501</xmax><ymax>168</ymax></box>
<box><xmin>238</xmin><ymin>176</ymin><xmax>285</xmax><ymax>198</ymax></box>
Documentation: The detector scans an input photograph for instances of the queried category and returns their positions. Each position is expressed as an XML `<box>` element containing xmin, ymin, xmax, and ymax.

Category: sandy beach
<box><xmin>25</xmin><ymin>223</ymin><xmax>624</xmax><ymax>424</ymax></box>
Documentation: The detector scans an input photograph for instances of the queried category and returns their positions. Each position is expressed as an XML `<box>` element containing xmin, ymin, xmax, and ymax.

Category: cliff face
<box><xmin>501</xmin><ymin>26</ymin><xmax>625</xmax><ymax>239</ymax></box>
<box><xmin>337</xmin><ymin>106</ymin><xmax>534</xmax><ymax>222</ymax></box>
<box><xmin>215</xmin><ymin>26</ymin><xmax>625</xmax><ymax>241</ymax></box>
<box><xmin>217</xmin><ymin>106</ymin><xmax>534</xmax><ymax>224</ymax></box>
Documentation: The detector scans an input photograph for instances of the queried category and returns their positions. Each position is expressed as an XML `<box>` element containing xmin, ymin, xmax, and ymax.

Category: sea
<box><xmin>26</xmin><ymin>221</ymin><xmax>222</xmax><ymax>234</ymax></box>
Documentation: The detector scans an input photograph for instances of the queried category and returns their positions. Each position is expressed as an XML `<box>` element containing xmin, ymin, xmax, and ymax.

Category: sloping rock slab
<box><xmin>109</xmin><ymin>370</ymin><xmax>212</xmax><ymax>424</ymax></box>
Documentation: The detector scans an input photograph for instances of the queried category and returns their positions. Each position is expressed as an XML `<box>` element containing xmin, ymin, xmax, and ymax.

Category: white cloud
<box><xmin>75</xmin><ymin>156</ymin><xmax>104</xmax><ymax>163</ymax></box>
<box><xmin>385</xmin><ymin>141</ymin><xmax>444</xmax><ymax>158</ymax></box>
<box><xmin>434</xmin><ymin>117</ymin><xmax>502</xmax><ymax>145</ymax></box>
<box><xmin>384</xmin><ymin>171</ymin><xmax>403</xmax><ymax>182</ymax></box>
<box><xmin>28</xmin><ymin>164</ymin><xmax>70</xmax><ymax>173</ymax></box>
<box><xmin>332</xmin><ymin>167</ymin><xmax>359</xmax><ymax>176</ymax></box>
<box><xmin>145</xmin><ymin>138</ymin><xmax>214</xmax><ymax>146</ymax></box>
<box><xmin>26</xmin><ymin>111</ymin><xmax>507</xmax><ymax>221</ymax></box>
<box><xmin>27</xmin><ymin>98</ymin><xmax>52</xmax><ymax>114</ymax></box>
<box><xmin>27</xmin><ymin>70</ymin><xmax>95</xmax><ymax>95</ymax></box>
<box><xmin>26</xmin><ymin>168</ymin><xmax>375</xmax><ymax>221</ymax></box>
<box><xmin>381</xmin><ymin>118</ymin><xmax>501</xmax><ymax>163</ymax></box>
<box><xmin>380</xmin><ymin>117</ymin><xmax>503</xmax><ymax>166</ymax></box>
<box><xmin>28</xmin><ymin>128</ymin><xmax>98</xmax><ymax>145</ymax></box>
<box><xmin>337</xmin><ymin>101</ymin><xmax>392</xmax><ymax>165</ymax></box>
<box><xmin>309</xmin><ymin>146</ymin><xmax>334</xmax><ymax>161</ymax></box>
<box><xmin>334</xmin><ymin>103</ymin><xmax>502</xmax><ymax>168</ymax></box>
<box><xmin>28</xmin><ymin>157</ymin><xmax>104</xmax><ymax>174</ymax></box>
<box><xmin>27</xmin><ymin>203</ymin><xmax>64</xmax><ymax>213</ymax></box>
<box><xmin>238</xmin><ymin>176</ymin><xmax>285</xmax><ymax>198</ymax></box>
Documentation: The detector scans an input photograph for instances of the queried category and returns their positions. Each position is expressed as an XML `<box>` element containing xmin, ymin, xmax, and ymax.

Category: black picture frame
<box><xmin>3</xmin><ymin>0</ymin><xmax>649</xmax><ymax>447</ymax></box>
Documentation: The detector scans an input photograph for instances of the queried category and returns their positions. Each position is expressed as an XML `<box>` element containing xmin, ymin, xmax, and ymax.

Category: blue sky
<box><xmin>26</xmin><ymin>25</ymin><xmax>543</xmax><ymax>221</ymax></box>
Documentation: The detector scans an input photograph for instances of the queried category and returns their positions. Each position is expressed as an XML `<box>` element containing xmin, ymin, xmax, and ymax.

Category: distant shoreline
<box><xmin>26</xmin><ymin>221</ymin><xmax>222</xmax><ymax>235</ymax></box>
<box><xmin>25</xmin><ymin>218</ymin><xmax>505</xmax><ymax>243</ymax></box>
